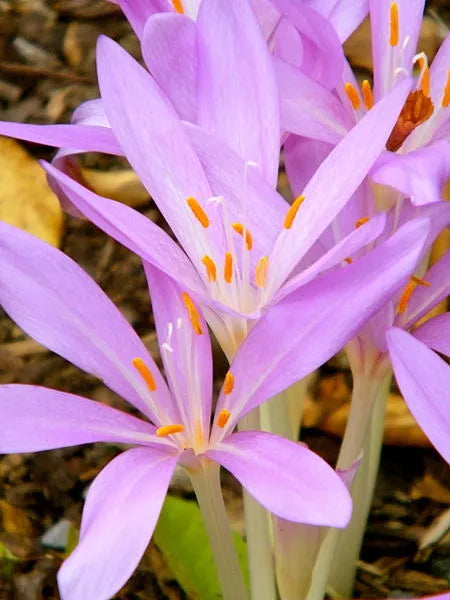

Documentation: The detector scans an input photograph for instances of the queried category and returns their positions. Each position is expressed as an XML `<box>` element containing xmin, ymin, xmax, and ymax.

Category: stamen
<box><xmin>397</xmin><ymin>280</ymin><xmax>416</xmax><ymax>314</ymax></box>
<box><xmin>284</xmin><ymin>195</ymin><xmax>305</xmax><ymax>229</ymax></box>
<box><xmin>156</xmin><ymin>424</ymin><xmax>184</xmax><ymax>437</ymax></box>
<box><xmin>187</xmin><ymin>197</ymin><xmax>210</xmax><ymax>228</ymax></box>
<box><xmin>361</xmin><ymin>80</ymin><xmax>374</xmax><ymax>110</ymax></box>
<box><xmin>344</xmin><ymin>257</ymin><xmax>353</xmax><ymax>264</ymax></box>
<box><xmin>223</xmin><ymin>372</ymin><xmax>235</xmax><ymax>394</ymax></box>
<box><xmin>132</xmin><ymin>358</ymin><xmax>157</xmax><ymax>391</ymax></box>
<box><xmin>344</xmin><ymin>82</ymin><xmax>361</xmax><ymax>110</ymax></box>
<box><xmin>411</xmin><ymin>275</ymin><xmax>430</xmax><ymax>287</ymax></box>
<box><xmin>232</xmin><ymin>223</ymin><xmax>253</xmax><ymax>250</ymax></box>
<box><xmin>172</xmin><ymin>0</ymin><xmax>184</xmax><ymax>13</ymax></box>
<box><xmin>202</xmin><ymin>255</ymin><xmax>217</xmax><ymax>282</ymax></box>
<box><xmin>355</xmin><ymin>217</ymin><xmax>370</xmax><ymax>228</ymax></box>
<box><xmin>389</xmin><ymin>2</ymin><xmax>399</xmax><ymax>47</ymax></box>
<box><xmin>420</xmin><ymin>66</ymin><xmax>430</xmax><ymax>97</ymax></box>
<box><xmin>182</xmin><ymin>292</ymin><xmax>203</xmax><ymax>335</ymax></box>
<box><xmin>224</xmin><ymin>252</ymin><xmax>233</xmax><ymax>283</ymax></box>
<box><xmin>386</xmin><ymin>90</ymin><xmax>434</xmax><ymax>151</ymax></box>
<box><xmin>217</xmin><ymin>409</ymin><xmax>231</xmax><ymax>428</ymax></box>
<box><xmin>443</xmin><ymin>70</ymin><xmax>450</xmax><ymax>108</ymax></box>
<box><xmin>255</xmin><ymin>256</ymin><xmax>269</xmax><ymax>288</ymax></box>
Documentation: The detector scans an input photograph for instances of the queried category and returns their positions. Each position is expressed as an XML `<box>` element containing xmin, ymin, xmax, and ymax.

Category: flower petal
<box><xmin>196</xmin><ymin>0</ymin><xmax>279</xmax><ymax>187</ymax></box>
<box><xmin>144</xmin><ymin>264</ymin><xmax>213</xmax><ymax>440</ymax></box>
<box><xmin>115</xmin><ymin>0</ymin><xmax>172</xmax><ymax>38</ymax></box>
<box><xmin>214</xmin><ymin>217</ymin><xmax>429</xmax><ymax>428</ymax></box>
<box><xmin>327</xmin><ymin>0</ymin><xmax>369</xmax><ymax>42</ymax></box>
<box><xmin>386</xmin><ymin>328</ymin><xmax>450</xmax><ymax>464</ymax></box>
<box><xmin>206</xmin><ymin>431</ymin><xmax>351</xmax><ymax>526</ymax></box>
<box><xmin>58</xmin><ymin>446</ymin><xmax>178</xmax><ymax>600</ymax></box>
<box><xmin>142</xmin><ymin>13</ymin><xmax>198</xmax><ymax>122</ymax></box>
<box><xmin>0</xmin><ymin>220</ymin><xmax>173</xmax><ymax>423</ymax></box>
<box><xmin>413</xmin><ymin>313</ymin><xmax>450</xmax><ymax>357</ymax></box>
<box><xmin>0</xmin><ymin>385</ymin><xmax>165</xmax><ymax>453</ymax></box>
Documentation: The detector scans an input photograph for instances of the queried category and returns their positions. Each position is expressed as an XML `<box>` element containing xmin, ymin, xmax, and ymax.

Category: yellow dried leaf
<box><xmin>81</xmin><ymin>168</ymin><xmax>150</xmax><ymax>208</ymax></box>
<box><xmin>0</xmin><ymin>500</ymin><xmax>33</xmax><ymax>537</ymax></box>
<box><xmin>0</xmin><ymin>137</ymin><xmax>63</xmax><ymax>246</ymax></box>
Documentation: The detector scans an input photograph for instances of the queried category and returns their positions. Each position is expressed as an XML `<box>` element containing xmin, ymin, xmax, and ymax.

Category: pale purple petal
<box><xmin>403</xmin><ymin>250</ymin><xmax>450</xmax><ymax>328</ymax></box>
<box><xmin>327</xmin><ymin>0</ymin><xmax>369</xmax><ymax>42</ymax></box>
<box><xmin>413</xmin><ymin>313</ymin><xmax>450</xmax><ymax>357</ymax></box>
<box><xmin>372</xmin><ymin>141</ymin><xmax>450</xmax><ymax>205</ymax></box>
<box><xmin>142</xmin><ymin>14</ymin><xmax>197</xmax><ymax>122</ymax></box>
<box><xmin>429</xmin><ymin>33</ymin><xmax>450</xmax><ymax>108</ymax></box>
<box><xmin>0</xmin><ymin>385</ymin><xmax>164</xmax><ymax>452</ymax></box>
<box><xmin>144</xmin><ymin>264</ymin><xmax>212</xmax><ymax>439</ymax></box>
<box><xmin>370</xmin><ymin>0</ymin><xmax>425</xmax><ymax>98</ymax></box>
<box><xmin>96</xmin><ymin>36</ymin><xmax>226</xmax><ymax>265</ymax></box>
<box><xmin>386</xmin><ymin>328</ymin><xmax>450</xmax><ymax>464</ymax></box>
<box><xmin>197</xmin><ymin>0</ymin><xmax>280</xmax><ymax>187</ymax></box>
<box><xmin>206</xmin><ymin>431</ymin><xmax>351</xmax><ymax>526</ymax></box>
<box><xmin>58</xmin><ymin>447</ymin><xmax>178</xmax><ymax>600</ymax></box>
<box><xmin>269</xmin><ymin>77</ymin><xmax>412</xmax><ymax>289</ymax></box>
<box><xmin>115</xmin><ymin>0</ymin><xmax>172</xmax><ymax>38</ymax></box>
<box><xmin>41</xmin><ymin>161</ymin><xmax>206</xmax><ymax>298</ymax></box>
<box><xmin>284</xmin><ymin>135</ymin><xmax>333</xmax><ymax>195</ymax></box>
<box><xmin>276</xmin><ymin>58</ymin><xmax>351</xmax><ymax>143</ymax></box>
<box><xmin>215</xmin><ymin>217</ymin><xmax>429</xmax><ymax>427</ymax></box>
<box><xmin>71</xmin><ymin>99</ymin><xmax>110</xmax><ymax>127</ymax></box>
<box><xmin>0</xmin><ymin>220</ymin><xmax>173</xmax><ymax>423</ymax></box>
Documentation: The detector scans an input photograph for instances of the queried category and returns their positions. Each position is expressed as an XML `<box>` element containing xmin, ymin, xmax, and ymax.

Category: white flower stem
<box><xmin>189</xmin><ymin>457</ymin><xmax>249</xmax><ymax>600</ymax></box>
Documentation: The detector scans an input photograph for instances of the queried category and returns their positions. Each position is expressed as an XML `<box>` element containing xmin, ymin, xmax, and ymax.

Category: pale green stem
<box><xmin>189</xmin><ymin>457</ymin><xmax>249</xmax><ymax>600</ymax></box>
<box><xmin>239</xmin><ymin>409</ymin><xmax>277</xmax><ymax>600</ymax></box>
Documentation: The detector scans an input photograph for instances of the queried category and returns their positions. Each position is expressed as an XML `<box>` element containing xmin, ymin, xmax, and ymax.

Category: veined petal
<box><xmin>403</xmin><ymin>250</ymin><xmax>450</xmax><ymax>329</ymax></box>
<box><xmin>284</xmin><ymin>135</ymin><xmax>333</xmax><ymax>196</ymax></box>
<box><xmin>276</xmin><ymin>58</ymin><xmax>351</xmax><ymax>144</ymax></box>
<box><xmin>0</xmin><ymin>385</ymin><xmax>167</xmax><ymax>453</ymax></box>
<box><xmin>413</xmin><ymin>313</ymin><xmax>450</xmax><ymax>357</ymax></box>
<box><xmin>197</xmin><ymin>0</ymin><xmax>279</xmax><ymax>187</ymax></box>
<box><xmin>429</xmin><ymin>33</ymin><xmax>450</xmax><ymax>108</ymax></box>
<box><xmin>0</xmin><ymin>220</ymin><xmax>173</xmax><ymax>424</ymax></box>
<box><xmin>96</xmin><ymin>36</ymin><xmax>225</xmax><ymax>266</ymax></box>
<box><xmin>58</xmin><ymin>447</ymin><xmax>178</xmax><ymax>600</ymax></box>
<box><xmin>142</xmin><ymin>14</ymin><xmax>198</xmax><ymax>122</ymax></box>
<box><xmin>71</xmin><ymin>98</ymin><xmax>110</xmax><ymax>127</ymax></box>
<box><xmin>115</xmin><ymin>0</ymin><xmax>173</xmax><ymax>38</ymax></box>
<box><xmin>145</xmin><ymin>264</ymin><xmax>212</xmax><ymax>446</ymax></box>
<box><xmin>214</xmin><ymin>218</ymin><xmax>429</xmax><ymax>428</ymax></box>
<box><xmin>327</xmin><ymin>0</ymin><xmax>369</xmax><ymax>42</ymax></box>
<box><xmin>269</xmin><ymin>77</ymin><xmax>412</xmax><ymax>291</ymax></box>
<box><xmin>206</xmin><ymin>431</ymin><xmax>351</xmax><ymax>526</ymax></box>
<box><xmin>386</xmin><ymin>328</ymin><xmax>450</xmax><ymax>464</ymax></box>
<box><xmin>372</xmin><ymin>141</ymin><xmax>450</xmax><ymax>205</ymax></box>
<box><xmin>41</xmin><ymin>161</ymin><xmax>205</xmax><ymax>298</ymax></box>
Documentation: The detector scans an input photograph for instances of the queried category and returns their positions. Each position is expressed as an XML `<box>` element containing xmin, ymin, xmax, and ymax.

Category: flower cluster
<box><xmin>0</xmin><ymin>1</ymin><xmax>448</xmax><ymax>600</ymax></box>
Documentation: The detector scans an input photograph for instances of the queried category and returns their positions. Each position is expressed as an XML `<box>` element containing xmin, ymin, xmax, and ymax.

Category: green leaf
<box><xmin>154</xmin><ymin>495</ymin><xmax>248</xmax><ymax>600</ymax></box>
<box><xmin>0</xmin><ymin>541</ymin><xmax>20</xmax><ymax>580</ymax></box>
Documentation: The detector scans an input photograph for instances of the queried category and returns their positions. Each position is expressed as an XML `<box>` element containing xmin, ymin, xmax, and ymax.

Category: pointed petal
<box><xmin>96</xmin><ymin>36</ymin><xmax>225</xmax><ymax>266</ymax></box>
<box><xmin>0</xmin><ymin>385</ymin><xmax>167</xmax><ymax>453</ymax></box>
<box><xmin>206</xmin><ymin>431</ymin><xmax>351</xmax><ymax>526</ymax></box>
<box><xmin>197</xmin><ymin>0</ymin><xmax>279</xmax><ymax>187</ymax></box>
<box><xmin>41</xmin><ymin>161</ymin><xmax>205</xmax><ymax>297</ymax></box>
<box><xmin>142</xmin><ymin>14</ymin><xmax>197</xmax><ymax>122</ymax></box>
<box><xmin>372</xmin><ymin>142</ymin><xmax>450</xmax><ymax>205</ymax></box>
<box><xmin>386</xmin><ymin>328</ymin><xmax>450</xmax><ymax>464</ymax></box>
<box><xmin>403</xmin><ymin>250</ymin><xmax>450</xmax><ymax>328</ymax></box>
<box><xmin>0</xmin><ymin>220</ymin><xmax>173</xmax><ymax>423</ymax></box>
<box><xmin>327</xmin><ymin>0</ymin><xmax>369</xmax><ymax>42</ymax></box>
<box><xmin>144</xmin><ymin>264</ymin><xmax>213</xmax><ymax>440</ymax></box>
<box><xmin>429</xmin><ymin>33</ymin><xmax>450</xmax><ymax>108</ymax></box>
<box><xmin>413</xmin><ymin>313</ymin><xmax>450</xmax><ymax>357</ymax></box>
<box><xmin>115</xmin><ymin>0</ymin><xmax>172</xmax><ymax>39</ymax></box>
<box><xmin>215</xmin><ymin>218</ymin><xmax>429</xmax><ymax>427</ymax></box>
<box><xmin>58</xmin><ymin>447</ymin><xmax>178</xmax><ymax>600</ymax></box>
<box><xmin>269</xmin><ymin>77</ymin><xmax>412</xmax><ymax>289</ymax></box>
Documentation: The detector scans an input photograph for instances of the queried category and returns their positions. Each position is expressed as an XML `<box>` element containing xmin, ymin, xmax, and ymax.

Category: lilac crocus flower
<box><xmin>0</xmin><ymin>219</ymin><xmax>355</xmax><ymax>600</ymax></box>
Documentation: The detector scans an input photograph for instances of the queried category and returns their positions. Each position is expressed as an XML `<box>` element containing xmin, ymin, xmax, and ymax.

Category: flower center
<box><xmin>386</xmin><ymin>90</ymin><xmax>434</xmax><ymax>151</ymax></box>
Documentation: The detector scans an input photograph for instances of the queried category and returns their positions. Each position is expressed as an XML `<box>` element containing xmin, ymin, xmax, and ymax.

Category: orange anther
<box><xmin>217</xmin><ymin>409</ymin><xmax>231</xmax><ymax>428</ymax></box>
<box><xmin>182</xmin><ymin>292</ymin><xmax>203</xmax><ymax>335</ymax></box>
<box><xmin>389</xmin><ymin>2</ymin><xmax>399</xmax><ymax>47</ymax></box>
<box><xmin>202</xmin><ymin>255</ymin><xmax>217</xmax><ymax>282</ymax></box>
<box><xmin>420</xmin><ymin>66</ymin><xmax>430</xmax><ymax>97</ymax></box>
<box><xmin>411</xmin><ymin>275</ymin><xmax>430</xmax><ymax>287</ymax></box>
<box><xmin>355</xmin><ymin>217</ymin><xmax>370</xmax><ymax>228</ymax></box>
<box><xmin>344</xmin><ymin>257</ymin><xmax>353</xmax><ymax>264</ymax></box>
<box><xmin>223</xmin><ymin>372</ymin><xmax>235</xmax><ymax>394</ymax></box>
<box><xmin>187</xmin><ymin>197</ymin><xmax>209</xmax><ymax>228</ymax></box>
<box><xmin>132</xmin><ymin>358</ymin><xmax>157</xmax><ymax>392</ymax></box>
<box><xmin>255</xmin><ymin>256</ymin><xmax>269</xmax><ymax>288</ymax></box>
<box><xmin>224</xmin><ymin>252</ymin><xmax>233</xmax><ymax>283</ymax></box>
<box><xmin>397</xmin><ymin>280</ymin><xmax>416</xmax><ymax>314</ymax></box>
<box><xmin>232</xmin><ymin>223</ymin><xmax>253</xmax><ymax>250</ymax></box>
<box><xmin>156</xmin><ymin>424</ymin><xmax>184</xmax><ymax>437</ymax></box>
<box><xmin>443</xmin><ymin>70</ymin><xmax>450</xmax><ymax>108</ymax></box>
<box><xmin>344</xmin><ymin>82</ymin><xmax>361</xmax><ymax>110</ymax></box>
<box><xmin>284</xmin><ymin>195</ymin><xmax>305</xmax><ymax>229</ymax></box>
<box><xmin>172</xmin><ymin>0</ymin><xmax>184</xmax><ymax>13</ymax></box>
<box><xmin>361</xmin><ymin>80</ymin><xmax>374</xmax><ymax>110</ymax></box>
